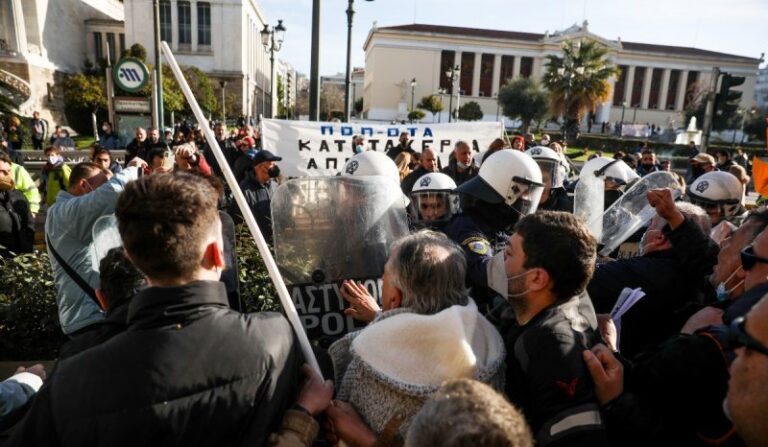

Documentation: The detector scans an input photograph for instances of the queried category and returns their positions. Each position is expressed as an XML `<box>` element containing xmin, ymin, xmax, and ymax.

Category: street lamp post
<box><xmin>445</xmin><ymin>64</ymin><xmax>460</xmax><ymax>123</ymax></box>
<box><xmin>495</xmin><ymin>93</ymin><xmax>501</xmax><ymax>122</ymax></box>
<box><xmin>261</xmin><ymin>19</ymin><xmax>286</xmax><ymax>119</ymax></box>
<box><xmin>344</xmin><ymin>0</ymin><xmax>374</xmax><ymax>123</ymax></box>
<box><xmin>309</xmin><ymin>0</ymin><xmax>321</xmax><ymax>121</ymax></box>
<box><xmin>152</xmin><ymin>0</ymin><xmax>164</xmax><ymax>130</ymax></box>
<box><xmin>219</xmin><ymin>80</ymin><xmax>227</xmax><ymax>122</ymax></box>
<box><xmin>409</xmin><ymin>78</ymin><xmax>416</xmax><ymax>123</ymax></box>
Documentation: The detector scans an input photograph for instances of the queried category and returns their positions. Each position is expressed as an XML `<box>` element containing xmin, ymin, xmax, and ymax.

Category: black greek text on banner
<box><xmin>260</xmin><ymin>119</ymin><xmax>504</xmax><ymax>177</ymax></box>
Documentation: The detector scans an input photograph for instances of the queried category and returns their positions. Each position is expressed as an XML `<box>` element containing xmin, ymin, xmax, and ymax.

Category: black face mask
<box><xmin>641</xmin><ymin>163</ymin><xmax>654</xmax><ymax>170</ymax></box>
<box><xmin>691</xmin><ymin>166</ymin><xmax>705</xmax><ymax>178</ymax></box>
<box><xmin>268</xmin><ymin>166</ymin><xmax>280</xmax><ymax>178</ymax></box>
<box><xmin>470</xmin><ymin>200</ymin><xmax>520</xmax><ymax>233</ymax></box>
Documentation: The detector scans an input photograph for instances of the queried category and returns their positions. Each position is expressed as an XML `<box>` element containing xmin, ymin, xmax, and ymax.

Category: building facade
<box><xmin>0</xmin><ymin>0</ymin><xmax>124</xmax><ymax>122</ymax></box>
<box><xmin>363</xmin><ymin>22</ymin><xmax>761</xmax><ymax>126</ymax></box>
<box><xmin>756</xmin><ymin>66</ymin><xmax>768</xmax><ymax>111</ymax></box>
<box><xmin>123</xmin><ymin>0</ymin><xmax>275</xmax><ymax>121</ymax></box>
<box><xmin>320</xmin><ymin>68</ymin><xmax>364</xmax><ymax>117</ymax></box>
<box><xmin>275</xmin><ymin>58</ymin><xmax>296</xmax><ymax>117</ymax></box>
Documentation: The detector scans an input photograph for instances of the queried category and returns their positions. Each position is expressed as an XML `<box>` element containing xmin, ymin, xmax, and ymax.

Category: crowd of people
<box><xmin>0</xmin><ymin>115</ymin><xmax>767</xmax><ymax>447</ymax></box>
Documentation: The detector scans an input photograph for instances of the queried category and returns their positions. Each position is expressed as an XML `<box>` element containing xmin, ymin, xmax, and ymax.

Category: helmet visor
<box><xmin>507</xmin><ymin>176</ymin><xmax>544</xmax><ymax>216</ymax></box>
<box><xmin>409</xmin><ymin>191</ymin><xmax>459</xmax><ymax>225</ymax></box>
<box><xmin>535</xmin><ymin>159</ymin><xmax>566</xmax><ymax>189</ymax></box>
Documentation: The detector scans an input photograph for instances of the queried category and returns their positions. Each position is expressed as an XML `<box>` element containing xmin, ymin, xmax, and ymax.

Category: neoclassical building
<box><xmin>362</xmin><ymin>22</ymin><xmax>762</xmax><ymax>126</ymax></box>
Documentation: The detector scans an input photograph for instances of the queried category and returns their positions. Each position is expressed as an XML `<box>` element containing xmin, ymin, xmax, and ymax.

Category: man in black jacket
<box><xmin>385</xmin><ymin>131</ymin><xmax>415</xmax><ymax>160</ymax></box>
<box><xmin>401</xmin><ymin>147</ymin><xmax>437</xmax><ymax>195</ymax></box>
<box><xmin>441</xmin><ymin>141</ymin><xmax>477</xmax><ymax>186</ymax></box>
<box><xmin>203</xmin><ymin>122</ymin><xmax>239</xmax><ymax>178</ymax></box>
<box><xmin>8</xmin><ymin>172</ymin><xmax>301</xmax><ymax>446</ymax></box>
<box><xmin>500</xmin><ymin>211</ymin><xmax>608</xmax><ymax>447</ymax></box>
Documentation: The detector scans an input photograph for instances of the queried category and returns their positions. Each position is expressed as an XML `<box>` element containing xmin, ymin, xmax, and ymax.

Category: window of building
<box><xmin>119</xmin><ymin>33</ymin><xmax>125</xmax><ymax>57</ymax></box>
<box><xmin>198</xmin><ymin>2</ymin><xmax>211</xmax><ymax>47</ymax></box>
<box><xmin>460</xmin><ymin>52</ymin><xmax>474</xmax><ymax>95</ymax></box>
<box><xmin>666</xmin><ymin>70</ymin><xmax>680</xmax><ymax>110</ymax></box>
<box><xmin>631</xmin><ymin>67</ymin><xmax>645</xmax><ymax>107</ymax></box>
<box><xmin>106</xmin><ymin>33</ymin><xmax>116</xmax><ymax>62</ymax></box>
<box><xmin>178</xmin><ymin>1</ymin><xmax>191</xmax><ymax>46</ymax></box>
<box><xmin>439</xmin><ymin>50</ymin><xmax>456</xmax><ymax>91</ymax></box>
<box><xmin>499</xmin><ymin>55</ymin><xmax>514</xmax><ymax>89</ymax></box>
<box><xmin>159</xmin><ymin>1</ymin><xmax>172</xmax><ymax>43</ymax></box>
<box><xmin>519</xmin><ymin>57</ymin><xmax>533</xmax><ymax>78</ymax></box>
<box><xmin>684</xmin><ymin>71</ymin><xmax>699</xmax><ymax>109</ymax></box>
<box><xmin>648</xmin><ymin>68</ymin><xmax>662</xmax><ymax>109</ymax></box>
<box><xmin>613</xmin><ymin>65</ymin><xmax>627</xmax><ymax>106</ymax></box>
<box><xmin>479</xmin><ymin>54</ymin><xmax>494</xmax><ymax>97</ymax></box>
<box><xmin>93</xmin><ymin>32</ymin><xmax>103</xmax><ymax>61</ymax></box>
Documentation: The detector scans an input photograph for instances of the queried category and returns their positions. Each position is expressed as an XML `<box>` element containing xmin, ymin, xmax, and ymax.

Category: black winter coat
<box><xmin>7</xmin><ymin>281</ymin><xmax>301</xmax><ymax>447</ymax></box>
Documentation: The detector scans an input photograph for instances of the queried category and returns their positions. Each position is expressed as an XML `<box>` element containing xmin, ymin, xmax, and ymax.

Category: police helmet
<box><xmin>409</xmin><ymin>172</ymin><xmax>460</xmax><ymax>226</ymax></box>
<box><xmin>687</xmin><ymin>171</ymin><xmax>743</xmax><ymax>221</ymax></box>
<box><xmin>456</xmin><ymin>150</ymin><xmax>544</xmax><ymax>215</ymax></box>
<box><xmin>342</xmin><ymin>151</ymin><xmax>399</xmax><ymax>185</ymax></box>
<box><xmin>525</xmin><ymin>146</ymin><xmax>569</xmax><ymax>189</ymax></box>
<box><xmin>583</xmin><ymin>157</ymin><xmax>640</xmax><ymax>187</ymax></box>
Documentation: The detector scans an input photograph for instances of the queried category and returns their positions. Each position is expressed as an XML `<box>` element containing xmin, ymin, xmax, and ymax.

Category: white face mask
<box><xmin>48</xmin><ymin>155</ymin><xmax>61</xmax><ymax>165</ymax></box>
<box><xmin>457</xmin><ymin>160</ymin><xmax>469</xmax><ymax>170</ymax></box>
<box><xmin>715</xmin><ymin>266</ymin><xmax>744</xmax><ymax>302</ymax></box>
<box><xmin>487</xmin><ymin>251</ymin><xmax>534</xmax><ymax>299</ymax></box>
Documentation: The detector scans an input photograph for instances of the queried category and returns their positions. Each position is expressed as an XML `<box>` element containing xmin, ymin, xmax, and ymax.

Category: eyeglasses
<box><xmin>690</xmin><ymin>200</ymin><xmax>720</xmax><ymax>211</ymax></box>
<box><xmin>728</xmin><ymin>316</ymin><xmax>768</xmax><ymax>357</ymax></box>
<box><xmin>740</xmin><ymin>245</ymin><xmax>768</xmax><ymax>271</ymax></box>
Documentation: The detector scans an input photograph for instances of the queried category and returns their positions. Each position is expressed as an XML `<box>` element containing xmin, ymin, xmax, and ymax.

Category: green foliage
<box><xmin>543</xmin><ymin>40</ymin><xmax>619</xmax><ymax>142</ymax></box>
<box><xmin>743</xmin><ymin>109</ymin><xmax>766</xmax><ymax>141</ymax></box>
<box><xmin>126</xmin><ymin>43</ymin><xmax>147</xmax><ymax>62</ymax></box>
<box><xmin>417</xmin><ymin>95</ymin><xmax>443</xmax><ymax>120</ymax></box>
<box><xmin>408</xmin><ymin>109</ymin><xmax>426</xmax><ymax>122</ymax></box>
<box><xmin>62</xmin><ymin>73</ymin><xmax>107</xmax><ymax>112</ymax></box>
<box><xmin>458</xmin><ymin>101</ymin><xmax>483</xmax><ymax>121</ymax></box>
<box><xmin>498</xmin><ymin>78</ymin><xmax>550</xmax><ymax>133</ymax></box>
<box><xmin>0</xmin><ymin>252</ymin><xmax>67</xmax><ymax>360</ymax></box>
<box><xmin>235</xmin><ymin>225</ymin><xmax>280</xmax><ymax>313</ymax></box>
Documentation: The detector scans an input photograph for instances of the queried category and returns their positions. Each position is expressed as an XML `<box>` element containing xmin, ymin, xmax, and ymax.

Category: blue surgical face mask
<box><xmin>715</xmin><ymin>267</ymin><xmax>743</xmax><ymax>302</ymax></box>
<box><xmin>354</xmin><ymin>145</ymin><xmax>364</xmax><ymax>154</ymax></box>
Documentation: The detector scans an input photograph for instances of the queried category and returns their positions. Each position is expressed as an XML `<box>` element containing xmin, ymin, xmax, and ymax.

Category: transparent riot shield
<box><xmin>598</xmin><ymin>171</ymin><xmax>680</xmax><ymax>256</ymax></box>
<box><xmin>272</xmin><ymin>176</ymin><xmax>410</xmax><ymax>341</ymax></box>
<box><xmin>91</xmin><ymin>214</ymin><xmax>122</xmax><ymax>270</ymax></box>
<box><xmin>574</xmin><ymin>157</ymin><xmax>607</xmax><ymax>239</ymax></box>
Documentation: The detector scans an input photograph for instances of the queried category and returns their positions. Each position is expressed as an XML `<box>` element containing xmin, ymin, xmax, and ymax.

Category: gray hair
<box><xmin>454</xmin><ymin>140</ymin><xmax>469</xmax><ymax>150</ymax></box>
<box><xmin>386</xmin><ymin>230</ymin><xmax>468</xmax><ymax>315</ymax></box>
<box><xmin>648</xmin><ymin>201</ymin><xmax>711</xmax><ymax>234</ymax></box>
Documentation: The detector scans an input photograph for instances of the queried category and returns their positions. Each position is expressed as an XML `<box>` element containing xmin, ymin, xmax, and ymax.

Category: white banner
<box><xmin>260</xmin><ymin>119</ymin><xmax>504</xmax><ymax>177</ymax></box>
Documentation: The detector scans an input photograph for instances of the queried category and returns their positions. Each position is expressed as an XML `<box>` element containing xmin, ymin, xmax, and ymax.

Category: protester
<box><xmin>202</xmin><ymin>122</ymin><xmax>239</xmax><ymax>178</ymax></box>
<box><xmin>386</xmin><ymin>132</ymin><xmax>415</xmax><ymax>160</ymax></box>
<box><xmin>232</xmin><ymin>136</ymin><xmax>257</xmax><ymax>182</ymax></box>
<box><xmin>0</xmin><ymin>364</ymin><xmax>46</xmax><ymax>426</ymax></box>
<box><xmin>29</xmin><ymin>111</ymin><xmax>47</xmax><ymax>150</ymax></box>
<box><xmin>8</xmin><ymin>172</ymin><xmax>301</xmax><ymax>446</ymax></box>
<box><xmin>525</xmin><ymin>146</ymin><xmax>572</xmax><ymax>212</ymax></box>
<box><xmin>91</xmin><ymin>145</ymin><xmax>122</xmax><ymax>174</ymax></box>
<box><xmin>687</xmin><ymin>152</ymin><xmax>716</xmax><ymax>184</ymax></box>
<box><xmin>42</xmin><ymin>146</ymin><xmax>71</xmax><ymax>206</ymax></box>
<box><xmin>636</xmin><ymin>149</ymin><xmax>660</xmax><ymax>176</ymax></box>
<box><xmin>481</xmin><ymin>137</ymin><xmax>507</xmax><ymax>164</ymax></box>
<box><xmin>330</xmin><ymin>230</ymin><xmax>505</xmax><ymax>437</ymax></box>
<box><xmin>233</xmin><ymin>149</ymin><xmax>282</xmax><ymax>244</ymax></box>
<box><xmin>45</xmin><ymin>161</ymin><xmax>141</xmax><ymax>336</ymax></box>
<box><xmin>51</xmin><ymin>128</ymin><xmax>75</xmax><ymax>150</ymax></box>
<box><xmin>5</xmin><ymin>152</ymin><xmax>39</xmax><ymax>216</ymax></box>
<box><xmin>728</xmin><ymin>164</ymin><xmax>750</xmax><ymax>204</ymax></box>
<box><xmin>124</xmin><ymin>127</ymin><xmax>149</xmax><ymax>165</ymax></box>
<box><xmin>715</xmin><ymin>149</ymin><xmax>736</xmax><ymax>172</ymax></box>
<box><xmin>352</xmin><ymin>135</ymin><xmax>367</xmax><ymax>154</ymax></box>
<box><xmin>0</xmin><ymin>153</ymin><xmax>34</xmax><ymax>257</ymax></box>
<box><xmin>400</xmin><ymin>147</ymin><xmax>437</xmax><ymax>195</ymax></box>
<box><xmin>441</xmin><ymin>141</ymin><xmax>477</xmax><ymax>186</ymax></box>
<box><xmin>498</xmin><ymin>211</ymin><xmax>608</xmax><ymax>446</ymax></box>
<box><xmin>394</xmin><ymin>152</ymin><xmax>412</xmax><ymax>183</ymax></box>
<box><xmin>57</xmin><ymin>247</ymin><xmax>146</xmax><ymax>360</ymax></box>
<box><xmin>510</xmin><ymin>135</ymin><xmax>525</xmax><ymax>151</ymax></box>
<box><xmin>99</xmin><ymin>121</ymin><xmax>119</xmax><ymax>149</ymax></box>
<box><xmin>725</xmin><ymin>296</ymin><xmax>768</xmax><ymax>447</ymax></box>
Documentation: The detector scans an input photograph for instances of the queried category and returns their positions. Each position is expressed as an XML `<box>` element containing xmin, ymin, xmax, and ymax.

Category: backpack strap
<box><xmin>46</xmin><ymin>234</ymin><xmax>99</xmax><ymax>304</ymax></box>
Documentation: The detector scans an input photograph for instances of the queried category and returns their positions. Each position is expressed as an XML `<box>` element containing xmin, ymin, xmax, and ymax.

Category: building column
<box><xmin>9</xmin><ymin>0</ymin><xmax>28</xmax><ymax>54</ymax></box>
<box><xmin>640</xmin><ymin>67</ymin><xmax>653</xmax><ymax>109</ymax></box>
<box><xmin>491</xmin><ymin>54</ymin><xmax>502</xmax><ymax>96</ymax></box>
<box><xmin>471</xmin><ymin>52</ymin><xmax>481</xmax><ymax>97</ymax></box>
<box><xmin>623</xmin><ymin>65</ymin><xmax>635</xmax><ymax>105</ymax></box>
<box><xmin>675</xmin><ymin>70</ymin><xmax>689</xmax><ymax>111</ymax></box>
<box><xmin>596</xmin><ymin>76</ymin><xmax>616</xmax><ymax>123</ymax></box>
<box><xmin>190</xmin><ymin>0</ymin><xmax>198</xmax><ymax>52</ymax></box>
<box><xmin>531</xmin><ymin>57</ymin><xmax>544</xmax><ymax>80</ymax></box>
<box><xmin>512</xmin><ymin>55</ymin><xmax>520</xmax><ymax>78</ymax></box>
<box><xmin>170</xmin><ymin>0</ymin><xmax>179</xmax><ymax>50</ymax></box>
<box><xmin>658</xmin><ymin>68</ymin><xmax>671</xmax><ymax>110</ymax></box>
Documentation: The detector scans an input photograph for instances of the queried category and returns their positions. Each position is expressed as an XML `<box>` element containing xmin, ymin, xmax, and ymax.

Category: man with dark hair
<box><xmin>58</xmin><ymin>247</ymin><xmax>146</xmax><ymax>359</ymax></box>
<box><xmin>9</xmin><ymin>172</ymin><xmax>301</xmax><ymax>446</ymax></box>
<box><xmin>91</xmin><ymin>145</ymin><xmax>122</xmax><ymax>174</ymax></box>
<box><xmin>99</xmin><ymin>122</ymin><xmax>119</xmax><ymax>150</ymax></box>
<box><xmin>45</xmin><ymin>160</ymin><xmax>142</xmax><ymax>337</ymax></box>
<box><xmin>500</xmin><ymin>211</ymin><xmax>608</xmax><ymax>447</ymax></box>
<box><xmin>0</xmin><ymin>152</ymin><xmax>34</xmax><ymax>257</ymax></box>
<box><xmin>202</xmin><ymin>121</ymin><xmax>238</xmax><ymax>178</ymax></box>
<box><xmin>385</xmin><ymin>131</ymin><xmax>415</xmax><ymax>160</ymax></box>
<box><xmin>636</xmin><ymin>150</ymin><xmax>660</xmax><ymax>176</ymax></box>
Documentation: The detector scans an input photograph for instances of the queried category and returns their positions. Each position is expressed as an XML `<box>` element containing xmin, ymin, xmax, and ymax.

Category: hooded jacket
<box><xmin>329</xmin><ymin>299</ymin><xmax>505</xmax><ymax>437</ymax></box>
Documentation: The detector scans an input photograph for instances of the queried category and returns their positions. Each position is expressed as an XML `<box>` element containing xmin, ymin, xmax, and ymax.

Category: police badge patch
<box><xmin>419</xmin><ymin>176</ymin><xmax>432</xmax><ymax>187</ymax></box>
<box><xmin>462</xmin><ymin>236</ymin><xmax>490</xmax><ymax>255</ymax></box>
<box><xmin>530</xmin><ymin>148</ymin><xmax>542</xmax><ymax>155</ymax></box>
<box><xmin>695</xmin><ymin>180</ymin><xmax>709</xmax><ymax>193</ymax></box>
<box><xmin>345</xmin><ymin>160</ymin><xmax>359</xmax><ymax>175</ymax></box>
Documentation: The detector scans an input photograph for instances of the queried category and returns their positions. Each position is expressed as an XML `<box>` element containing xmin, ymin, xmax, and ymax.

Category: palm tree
<box><xmin>543</xmin><ymin>40</ymin><xmax>619</xmax><ymax>143</ymax></box>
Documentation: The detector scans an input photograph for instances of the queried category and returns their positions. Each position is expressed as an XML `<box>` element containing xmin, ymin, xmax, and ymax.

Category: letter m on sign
<box><xmin>120</xmin><ymin>68</ymin><xmax>141</xmax><ymax>82</ymax></box>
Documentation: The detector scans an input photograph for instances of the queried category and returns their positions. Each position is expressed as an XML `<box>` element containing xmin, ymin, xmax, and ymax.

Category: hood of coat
<box><xmin>350</xmin><ymin>299</ymin><xmax>504</xmax><ymax>388</ymax></box>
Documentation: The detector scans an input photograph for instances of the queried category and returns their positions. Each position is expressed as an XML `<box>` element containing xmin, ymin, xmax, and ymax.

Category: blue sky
<box><xmin>256</xmin><ymin>0</ymin><xmax>767</xmax><ymax>76</ymax></box>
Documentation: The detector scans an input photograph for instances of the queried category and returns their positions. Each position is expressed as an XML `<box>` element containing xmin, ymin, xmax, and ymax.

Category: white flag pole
<box><xmin>160</xmin><ymin>41</ymin><xmax>321</xmax><ymax>376</ymax></box>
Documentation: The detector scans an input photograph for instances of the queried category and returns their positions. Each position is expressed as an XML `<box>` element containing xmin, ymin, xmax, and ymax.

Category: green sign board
<box><xmin>113</xmin><ymin>58</ymin><xmax>150</xmax><ymax>93</ymax></box>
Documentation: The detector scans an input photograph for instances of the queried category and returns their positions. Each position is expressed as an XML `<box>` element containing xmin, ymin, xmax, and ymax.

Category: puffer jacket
<box><xmin>329</xmin><ymin>299</ymin><xmax>505</xmax><ymax>437</ymax></box>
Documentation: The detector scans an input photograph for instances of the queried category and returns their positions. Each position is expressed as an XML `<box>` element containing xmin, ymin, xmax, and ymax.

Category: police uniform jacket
<box><xmin>538</xmin><ymin>188</ymin><xmax>573</xmax><ymax>213</ymax></box>
<box><xmin>6</xmin><ymin>281</ymin><xmax>301</xmax><ymax>447</ymax></box>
